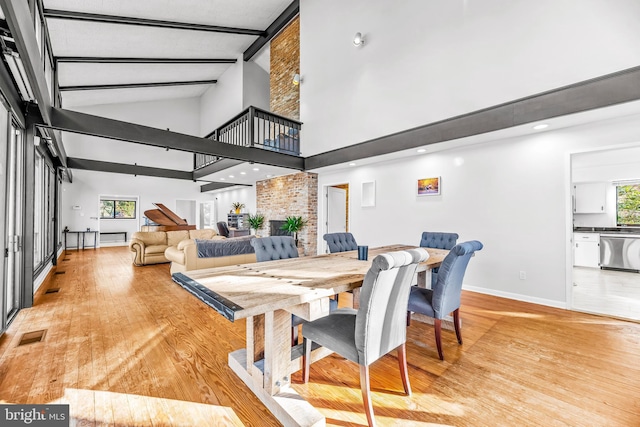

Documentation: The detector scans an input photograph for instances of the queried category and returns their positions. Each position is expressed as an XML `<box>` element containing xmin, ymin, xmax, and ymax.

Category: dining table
<box><xmin>172</xmin><ymin>244</ymin><xmax>448</xmax><ymax>427</ymax></box>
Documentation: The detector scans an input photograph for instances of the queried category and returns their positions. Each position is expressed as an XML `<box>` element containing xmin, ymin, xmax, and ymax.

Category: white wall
<box><xmin>316</xmin><ymin>112</ymin><xmax>640</xmax><ymax>307</ymax></box>
<box><xmin>572</xmin><ymin>147</ymin><xmax>640</xmax><ymax>227</ymax></box>
<box><xmin>300</xmin><ymin>0</ymin><xmax>640</xmax><ymax>156</ymax></box>
<box><xmin>62</xmin><ymin>170</ymin><xmax>213</xmax><ymax>245</ymax></box>
<box><xmin>242</xmin><ymin>60</ymin><xmax>270</xmax><ymax>111</ymax></box>
<box><xmin>212</xmin><ymin>186</ymin><xmax>257</xmax><ymax>225</ymax></box>
<box><xmin>200</xmin><ymin>56</ymin><xmax>244</xmax><ymax>135</ymax></box>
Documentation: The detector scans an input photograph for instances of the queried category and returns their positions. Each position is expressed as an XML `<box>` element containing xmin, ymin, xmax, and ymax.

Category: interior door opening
<box><xmin>324</xmin><ymin>184</ymin><xmax>349</xmax><ymax>253</ymax></box>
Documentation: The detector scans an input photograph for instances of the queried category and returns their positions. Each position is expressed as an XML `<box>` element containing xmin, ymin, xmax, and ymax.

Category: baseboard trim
<box><xmin>462</xmin><ymin>285</ymin><xmax>567</xmax><ymax>310</ymax></box>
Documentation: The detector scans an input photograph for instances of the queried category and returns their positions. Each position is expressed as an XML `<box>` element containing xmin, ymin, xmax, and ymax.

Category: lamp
<box><xmin>293</xmin><ymin>73</ymin><xmax>302</xmax><ymax>85</ymax></box>
<box><xmin>353</xmin><ymin>32</ymin><xmax>365</xmax><ymax>47</ymax></box>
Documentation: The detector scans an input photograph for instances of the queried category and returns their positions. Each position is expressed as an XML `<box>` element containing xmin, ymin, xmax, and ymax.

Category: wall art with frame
<box><xmin>417</xmin><ymin>177</ymin><xmax>441</xmax><ymax>196</ymax></box>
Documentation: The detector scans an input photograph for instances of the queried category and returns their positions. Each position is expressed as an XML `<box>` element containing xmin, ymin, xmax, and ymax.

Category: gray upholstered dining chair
<box><xmin>302</xmin><ymin>248</ymin><xmax>429</xmax><ymax>427</ymax></box>
<box><xmin>250</xmin><ymin>236</ymin><xmax>337</xmax><ymax>345</ymax></box>
<box><xmin>407</xmin><ymin>240</ymin><xmax>483</xmax><ymax>361</ymax></box>
<box><xmin>419</xmin><ymin>231</ymin><xmax>459</xmax><ymax>284</ymax></box>
<box><xmin>323</xmin><ymin>232</ymin><xmax>358</xmax><ymax>253</ymax></box>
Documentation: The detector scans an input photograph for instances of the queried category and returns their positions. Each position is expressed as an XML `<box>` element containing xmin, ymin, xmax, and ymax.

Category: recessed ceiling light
<box><xmin>417</xmin><ymin>148</ymin><xmax>426</xmax><ymax>153</ymax></box>
<box><xmin>220</xmin><ymin>178</ymin><xmax>225</xmax><ymax>181</ymax></box>
<box><xmin>266</xmin><ymin>174</ymin><xmax>273</xmax><ymax>178</ymax></box>
<box><xmin>253</xmin><ymin>167</ymin><xmax>260</xmax><ymax>171</ymax></box>
<box><xmin>349</xmin><ymin>162</ymin><xmax>356</xmax><ymax>166</ymax></box>
<box><xmin>229</xmin><ymin>175</ymin><xmax>234</xmax><ymax>178</ymax></box>
<box><xmin>533</xmin><ymin>123</ymin><xmax>549</xmax><ymax>130</ymax></box>
<box><xmin>240</xmin><ymin>171</ymin><xmax>246</xmax><ymax>175</ymax></box>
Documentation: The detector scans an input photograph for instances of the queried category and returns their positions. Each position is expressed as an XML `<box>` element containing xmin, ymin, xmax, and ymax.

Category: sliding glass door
<box><xmin>1</xmin><ymin>98</ymin><xmax>24</xmax><ymax>330</ymax></box>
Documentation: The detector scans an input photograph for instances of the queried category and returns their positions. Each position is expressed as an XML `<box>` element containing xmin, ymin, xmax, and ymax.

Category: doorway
<box><xmin>176</xmin><ymin>199</ymin><xmax>196</xmax><ymax>225</ymax></box>
<box><xmin>1</xmin><ymin>108</ymin><xmax>25</xmax><ymax>331</ymax></box>
<box><xmin>324</xmin><ymin>184</ymin><xmax>349</xmax><ymax>252</ymax></box>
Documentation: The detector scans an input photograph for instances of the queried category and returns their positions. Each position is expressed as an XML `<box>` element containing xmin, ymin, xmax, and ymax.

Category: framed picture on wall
<box><xmin>417</xmin><ymin>177</ymin><xmax>441</xmax><ymax>196</ymax></box>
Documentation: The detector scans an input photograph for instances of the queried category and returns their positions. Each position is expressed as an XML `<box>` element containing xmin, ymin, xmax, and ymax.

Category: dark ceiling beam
<box><xmin>200</xmin><ymin>182</ymin><xmax>251</xmax><ymax>193</ymax></box>
<box><xmin>59</xmin><ymin>80</ymin><xmax>217</xmax><ymax>91</ymax></box>
<box><xmin>305</xmin><ymin>64</ymin><xmax>640</xmax><ymax>170</ymax></box>
<box><xmin>56</xmin><ymin>57</ymin><xmax>237</xmax><ymax>64</ymax></box>
<box><xmin>193</xmin><ymin>158</ymin><xmax>244</xmax><ymax>180</ymax></box>
<box><xmin>67</xmin><ymin>157</ymin><xmax>193</xmax><ymax>180</ymax></box>
<box><xmin>244</xmin><ymin>0</ymin><xmax>298</xmax><ymax>61</ymax></box>
<box><xmin>43</xmin><ymin>9</ymin><xmax>264</xmax><ymax>36</ymax></box>
<box><xmin>43</xmin><ymin>107</ymin><xmax>305</xmax><ymax>170</ymax></box>
<box><xmin>2</xmin><ymin>0</ymin><xmax>68</xmax><ymax>168</ymax></box>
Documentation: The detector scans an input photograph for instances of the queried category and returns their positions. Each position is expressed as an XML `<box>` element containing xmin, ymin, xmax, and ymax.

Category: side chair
<box><xmin>250</xmin><ymin>236</ymin><xmax>338</xmax><ymax>345</ymax></box>
<box><xmin>407</xmin><ymin>240</ymin><xmax>483</xmax><ymax>361</ymax></box>
<box><xmin>302</xmin><ymin>248</ymin><xmax>429</xmax><ymax>427</ymax></box>
<box><xmin>323</xmin><ymin>232</ymin><xmax>358</xmax><ymax>253</ymax></box>
<box><xmin>419</xmin><ymin>231</ymin><xmax>459</xmax><ymax>285</ymax></box>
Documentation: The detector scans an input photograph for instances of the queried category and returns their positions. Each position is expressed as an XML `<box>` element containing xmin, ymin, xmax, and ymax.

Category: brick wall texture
<box><xmin>270</xmin><ymin>16</ymin><xmax>300</xmax><ymax>120</ymax></box>
<box><xmin>256</xmin><ymin>172</ymin><xmax>318</xmax><ymax>256</ymax></box>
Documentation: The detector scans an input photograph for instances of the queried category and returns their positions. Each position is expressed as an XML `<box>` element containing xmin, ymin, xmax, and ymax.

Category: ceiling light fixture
<box><xmin>417</xmin><ymin>148</ymin><xmax>426</xmax><ymax>153</ymax></box>
<box><xmin>349</xmin><ymin>162</ymin><xmax>356</xmax><ymax>166</ymax></box>
<box><xmin>293</xmin><ymin>73</ymin><xmax>302</xmax><ymax>86</ymax></box>
<box><xmin>253</xmin><ymin>167</ymin><xmax>260</xmax><ymax>171</ymax></box>
<box><xmin>353</xmin><ymin>32</ymin><xmax>365</xmax><ymax>47</ymax></box>
<box><xmin>229</xmin><ymin>175</ymin><xmax>234</xmax><ymax>178</ymax></box>
<box><xmin>240</xmin><ymin>171</ymin><xmax>246</xmax><ymax>175</ymax></box>
<box><xmin>220</xmin><ymin>178</ymin><xmax>225</xmax><ymax>181</ymax></box>
<box><xmin>533</xmin><ymin>123</ymin><xmax>549</xmax><ymax>130</ymax></box>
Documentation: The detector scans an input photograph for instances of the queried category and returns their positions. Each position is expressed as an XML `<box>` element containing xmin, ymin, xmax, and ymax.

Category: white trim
<box><xmin>462</xmin><ymin>285</ymin><xmax>567</xmax><ymax>310</ymax></box>
<box><xmin>33</xmin><ymin>261</ymin><xmax>53</xmax><ymax>294</ymax></box>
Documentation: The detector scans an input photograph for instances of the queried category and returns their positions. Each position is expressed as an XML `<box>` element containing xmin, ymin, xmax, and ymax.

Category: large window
<box><xmin>100</xmin><ymin>199</ymin><xmax>136</xmax><ymax>219</ymax></box>
<box><xmin>33</xmin><ymin>149</ymin><xmax>56</xmax><ymax>272</ymax></box>
<box><xmin>616</xmin><ymin>184</ymin><xmax>640</xmax><ymax>226</ymax></box>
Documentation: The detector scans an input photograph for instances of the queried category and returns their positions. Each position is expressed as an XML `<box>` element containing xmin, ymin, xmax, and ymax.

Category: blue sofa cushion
<box><xmin>195</xmin><ymin>236</ymin><xmax>255</xmax><ymax>258</ymax></box>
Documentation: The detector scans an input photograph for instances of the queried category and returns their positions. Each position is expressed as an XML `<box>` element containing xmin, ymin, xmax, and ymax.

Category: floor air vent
<box><xmin>54</xmin><ymin>271</ymin><xmax>65</xmax><ymax>275</ymax></box>
<box><xmin>18</xmin><ymin>330</ymin><xmax>47</xmax><ymax>346</ymax></box>
<box><xmin>45</xmin><ymin>288</ymin><xmax>60</xmax><ymax>294</ymax></box>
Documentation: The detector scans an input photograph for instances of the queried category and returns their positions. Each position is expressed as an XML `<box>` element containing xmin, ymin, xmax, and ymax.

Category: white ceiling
<box><xmin>43</xmin><ymin>0</ymin><xmax>292</xmax><ymax>107</ymax></box>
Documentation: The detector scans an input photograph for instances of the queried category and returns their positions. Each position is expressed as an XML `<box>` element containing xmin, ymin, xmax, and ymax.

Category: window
<box><xmin>616</xmin><ymin>184</ymin><xmax>640</xmax><ymax>226</ymax></box>
<box><xmin>100</xmin><ymin>200</ymin><xmax>136</xmax><ymax>219</ymax></box>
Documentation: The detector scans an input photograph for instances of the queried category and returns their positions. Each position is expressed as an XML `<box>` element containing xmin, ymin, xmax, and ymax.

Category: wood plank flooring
<box><xmin>1</xmin><ymin>247</ymin><xmax>639</xmax><ymax>426</ymax></box>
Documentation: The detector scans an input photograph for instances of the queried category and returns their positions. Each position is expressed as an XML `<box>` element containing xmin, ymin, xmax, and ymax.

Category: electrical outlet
<box><xmin>519</xmin><ymin>271</ymin><xmax>527</xmax><ymax>280</ymax></box>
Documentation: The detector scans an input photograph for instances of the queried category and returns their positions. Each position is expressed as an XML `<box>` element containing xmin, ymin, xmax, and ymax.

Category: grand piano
<box><xmin>141</xmin><ymin>203</ymin><xmax>196</xmax><ymax>231</ymax></box>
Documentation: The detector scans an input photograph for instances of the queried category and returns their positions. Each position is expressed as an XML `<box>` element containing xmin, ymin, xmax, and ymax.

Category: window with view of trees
<box><xmin>616</xmin><ymin>184</ymin><xmax>640</xmax><ymax>225</ymax></box>
<box><xmin>100</xmin><ymin>200</ymin><xmax>136</xmax><ymax>219</ymax></box>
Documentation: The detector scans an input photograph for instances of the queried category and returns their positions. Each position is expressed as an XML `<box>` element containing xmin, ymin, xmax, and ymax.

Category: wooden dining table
<box><xmin>172</xmin><ymin>245</ymin><xmax>448</xmax><ymax>427</ymax></box>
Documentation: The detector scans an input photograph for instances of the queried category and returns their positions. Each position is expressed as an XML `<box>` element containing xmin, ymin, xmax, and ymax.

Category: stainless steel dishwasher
<box><xmin>600</xmin><ymin>234</ymin><xmax>640</xmax><ymax>272</ymax></box>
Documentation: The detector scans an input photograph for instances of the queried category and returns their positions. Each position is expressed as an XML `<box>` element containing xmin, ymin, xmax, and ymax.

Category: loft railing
<box><xmin>194</xmin><ymin>106</ymin><xmax>302</xmax><ymax>170</ymax></box>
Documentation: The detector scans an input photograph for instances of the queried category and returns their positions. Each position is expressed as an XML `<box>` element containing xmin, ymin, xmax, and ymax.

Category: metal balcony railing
<box><xmin>195</xmin><ymin>106</ymin><xmax>302</xmax><ymax>170</ymax></box>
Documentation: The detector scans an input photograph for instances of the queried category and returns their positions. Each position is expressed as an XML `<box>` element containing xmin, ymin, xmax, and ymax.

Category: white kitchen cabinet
<box><xmin>573</xmin><ymin>233</ymin><xmax>600</xmax><ymax>268</ymax></box>
<box><xmin>573</xmin><ymin>183</ymin><xmax>606</xmax><ymax>214</ymax></box>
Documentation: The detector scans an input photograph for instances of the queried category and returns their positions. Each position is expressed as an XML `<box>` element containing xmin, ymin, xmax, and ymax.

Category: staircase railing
<box><xmin>194</xmin><ymin>106</ymin><xmax>302</xmax><ymax>170</ymax></box>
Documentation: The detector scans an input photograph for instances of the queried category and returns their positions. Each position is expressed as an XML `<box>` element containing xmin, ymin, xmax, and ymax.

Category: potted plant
<box><xmin>247</xmin><ymin>213</ymin><xmax>265</xmax><ymax>236</ymax></box>
<box><xmin>231</xmin><ymin>202</ymin><xmax>245</xmax><ymax>214</ymax></box>
<box><xmin>281</xmin><ymin>216</ymin><xmax>307</xmax><ymax>246</ymax></box>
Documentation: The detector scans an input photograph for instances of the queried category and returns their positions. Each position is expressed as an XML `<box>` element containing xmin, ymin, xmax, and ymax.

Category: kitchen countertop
<box><xmin>574</xmin><ymin>226</ymin><xmax>640</xmax><ymax>234</ymax></box>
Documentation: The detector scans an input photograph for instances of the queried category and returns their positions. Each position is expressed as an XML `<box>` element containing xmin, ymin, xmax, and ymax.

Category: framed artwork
<box><xmin>417</xmin><ymin>177</ymin><xmax>441</xmax><ymax>196</ymax></box>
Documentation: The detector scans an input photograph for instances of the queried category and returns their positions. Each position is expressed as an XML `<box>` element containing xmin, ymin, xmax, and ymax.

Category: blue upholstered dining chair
<box><xmin>323</xmin><ymin>232</ymin><xmax>358</xmax><ymax>253</ymax></box>
<box><xmin>419</xmin><ymin>231</ymin><xmax>459</xmax><ymax>285</ymax></box>
<box><xmin>407</xmin><ymin>240</ymin><xmax>483</xmax><ymax>361</ymax></box>
<box><xmin>302</xmin><ymin>248</ymin><xmax>429</xmax><ymax>427</ymax></box>
<box><xmin>250</xmin><ymin>236</ymin><xmax>338</xmax><ymax>345</ymax></box>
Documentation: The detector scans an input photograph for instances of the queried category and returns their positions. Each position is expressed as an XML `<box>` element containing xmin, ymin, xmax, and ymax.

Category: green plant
<box><xmin>281</xmin><ymin>216</ymin><xmax>307</xmax><ymax>245</ymax></box>
<box><xmin>247</xmin><ymin>213</ymin><xmax>265</xmax><ymax>231</ymax></box>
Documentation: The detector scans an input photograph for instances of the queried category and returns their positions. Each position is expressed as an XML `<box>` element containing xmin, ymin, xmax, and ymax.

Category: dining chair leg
<box><xmin>434</xmin><ymin>319</ymin><xmax>444</xmax><ymax>361</ymax></box>
<box><xmin>302</xmin><ymin>338</ymin><xmax>311</xmax><ymax>383</ymax></box>
<box><xmin>359</xmin><ymin>365</ymin><xmax>376</xmax><ymax>427</ymax></box>
<box><xmin>453</xmin><ymin>308</ymin><xmax>463</xmax><ymax>345</ymax></box>
<box><xmin>291</xmin><ymin>326</ymin><xmax>297</xmax><ymax>347</ymax></box>
<box><xmin>397</xmin><ymin>343</ymin><xmax>411</xmax><ymax>396</ymax></box>
<box><xmin>406</xmin><ymin>311</ymin><xmax>411</xmax><ymax>327</ymax></box>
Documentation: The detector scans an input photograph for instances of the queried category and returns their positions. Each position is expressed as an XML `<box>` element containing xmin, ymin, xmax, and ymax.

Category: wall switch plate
<box><xmin>519</xmin><ymin>271</ymin><xmax>527</xmax><ymax>280</ymax></box>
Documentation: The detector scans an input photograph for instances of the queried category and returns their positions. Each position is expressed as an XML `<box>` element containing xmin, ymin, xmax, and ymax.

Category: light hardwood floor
<box><xmin>572</xmin><ymin>266</ymin><xmax>640</xmax><ymax>322</ymax></box>
<box><xmin>1</xmin><ymin>247</ymin><xmax>639</xmax><ymax>426</ymax></box>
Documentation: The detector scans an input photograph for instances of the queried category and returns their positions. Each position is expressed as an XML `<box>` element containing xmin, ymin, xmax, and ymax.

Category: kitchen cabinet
<box><xmin>573</xmin><ymin>183</ymin><xmax>606</xmax><ymax>214</ymax></box>
<box><xmin>573</xmin><ymin>232</ymin><xmax>600</xmax><ymax>268</ymax></box>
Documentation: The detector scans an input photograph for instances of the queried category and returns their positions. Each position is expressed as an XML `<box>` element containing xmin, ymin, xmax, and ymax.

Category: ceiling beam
<box><xmin>67</xmin><ymin>157</ymin><xmax>193</xmax><ymax>180</ymax></box>
<box><xmin>304</xmin><ymin>64</ymin><xmax>640</xmax><ymax>170</ymax></box>
<box><xmin>43</xmin><ymin>107</ymin><xmax>305</xmax><ymax>170</ymax></box>
<box><xmin>2</xmin><ymin>0</ymin><xmax>67</xmax><ymax>167</ymax></box>
<box><xmin>200</xmin><ymin>182</ymin><xmax>251</xmax><ymax>193</ymax></box>
<box><xmin>43</xmin><ymin>9</ymin><xmax>264</xmax><ymax>36</ymax></box>
<box><xmin>193</xmin><ymin>158</ymin><xmax>244</xmax><ymax>180</ymax></box>
<box><xmin>56</xmin><ymin>57</ymin><xmax>237</xmax><ymax>64</ymax></box>
<box><xmin>244</xmin><ymin>0</ymin><xmax>299</xmax><ymax>61</ymax></box>
<box><xmin>59</xmin><ymin>80</ymin><xmax>217</xmax><ymax>91</ymax></box>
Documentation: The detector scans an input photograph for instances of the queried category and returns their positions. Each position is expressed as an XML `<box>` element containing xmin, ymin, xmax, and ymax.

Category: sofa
<box><xmin>129</xmin><ymin>229</ymin><xmax>220</xmax><ymax>266</ymax></box>
<box><xmin>165</xmin><ymin>235</ymin><xmax>257</xmax><ymax>274</ymax></box>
